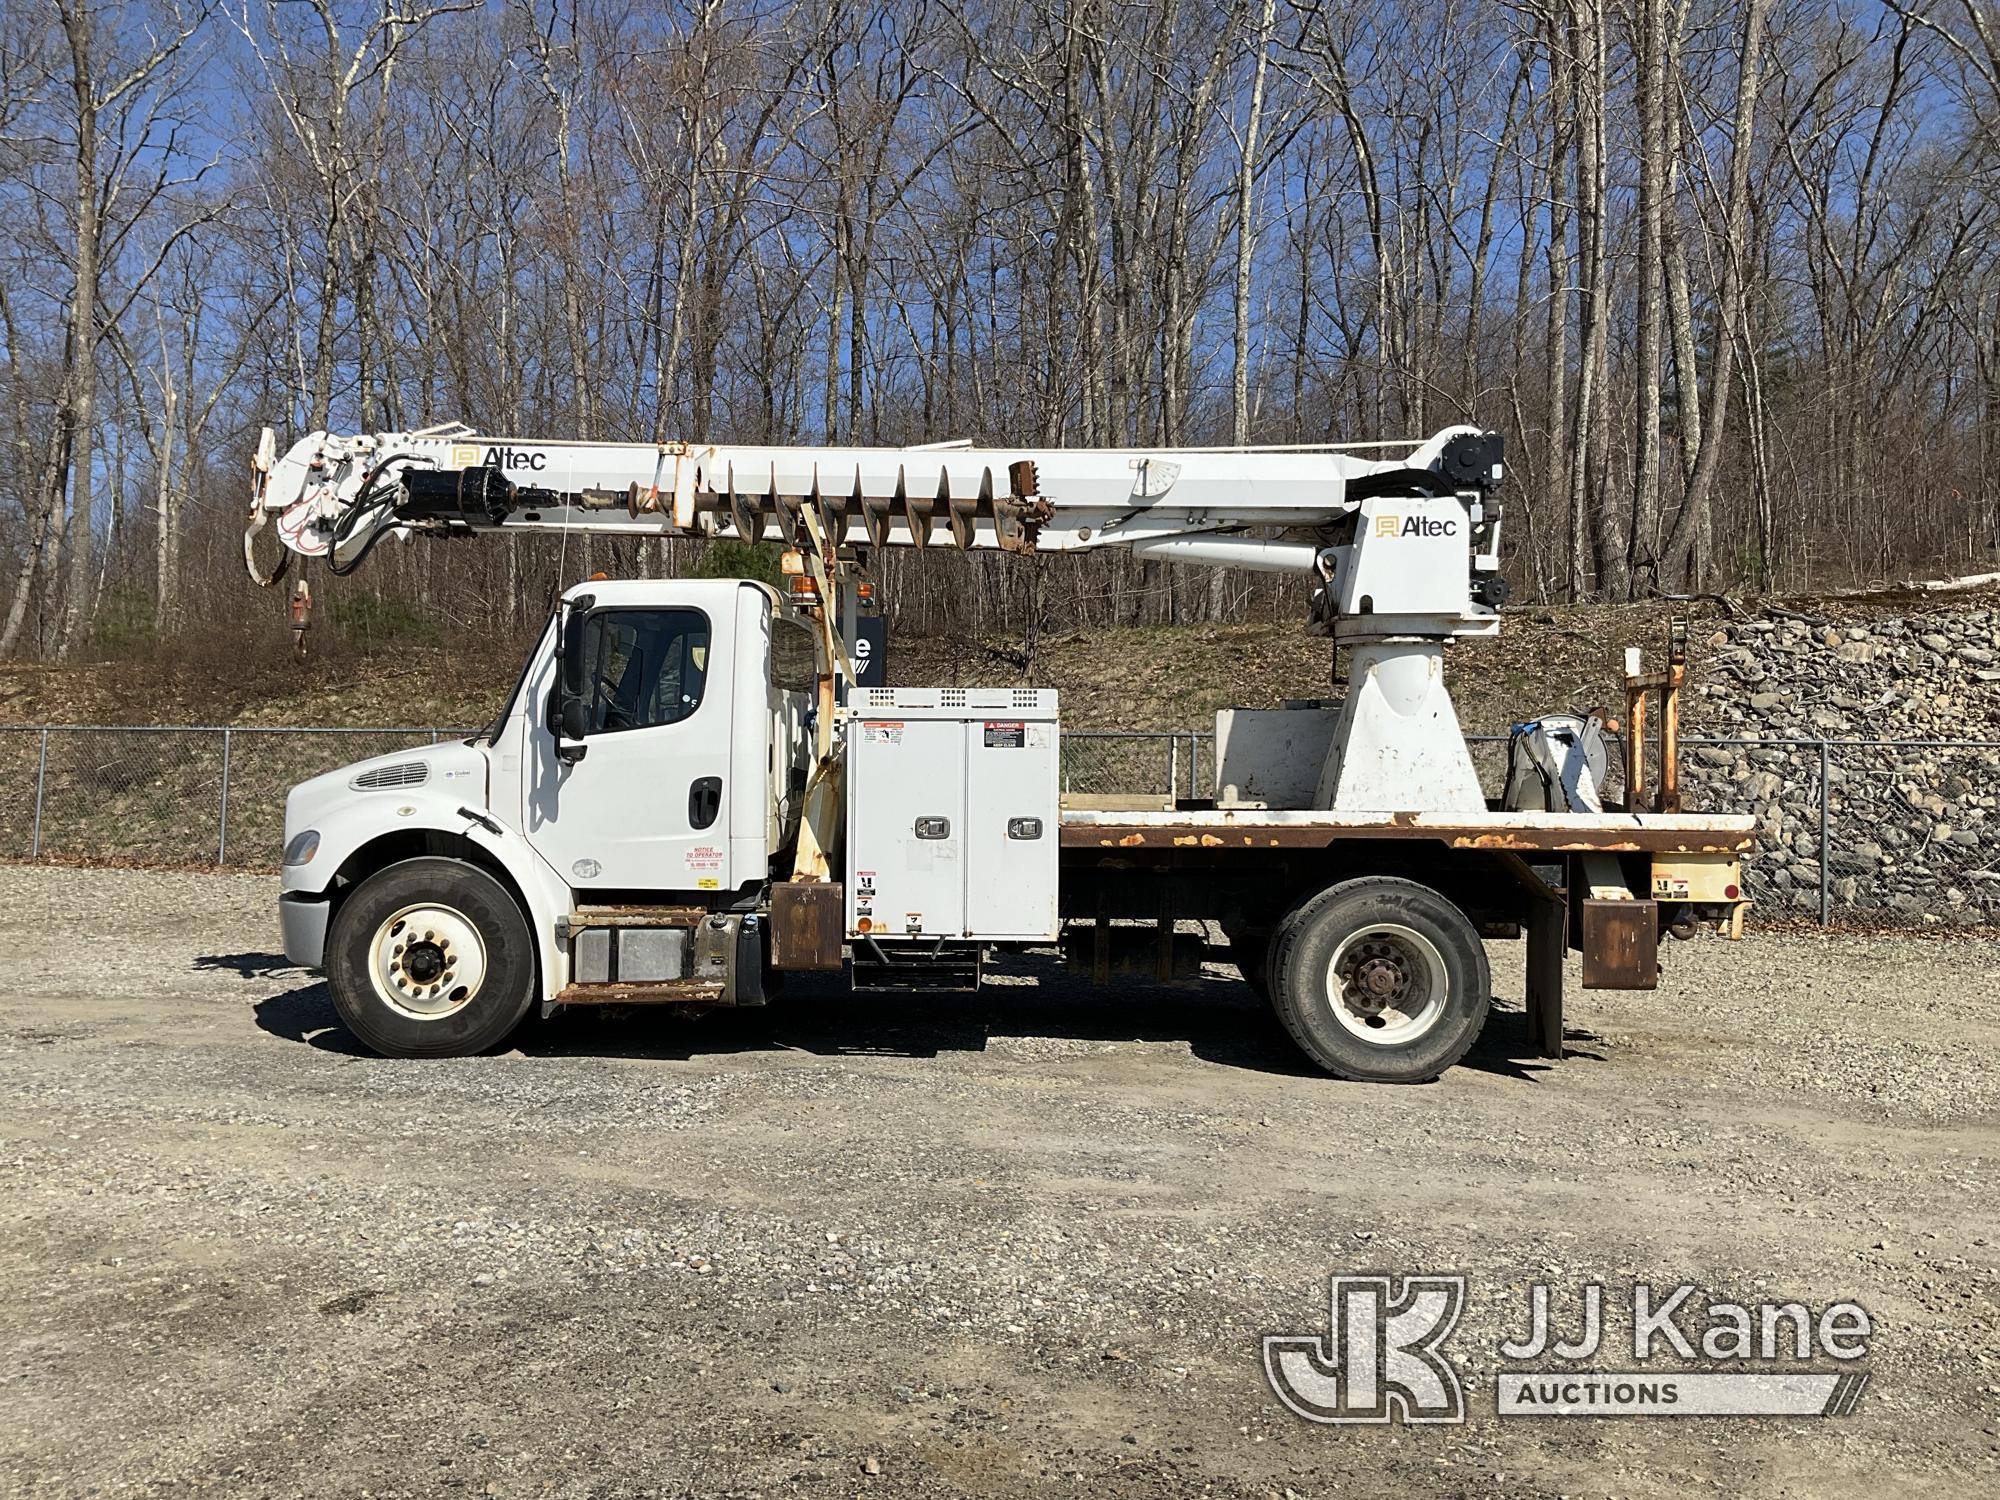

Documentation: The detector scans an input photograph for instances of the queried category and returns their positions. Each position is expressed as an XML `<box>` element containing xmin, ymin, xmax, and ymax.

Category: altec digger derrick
<box><xmin>245</xmin><ymin>420</ymin><xmax>1508</xmax><ymax>573</ymax></box>
<box><xmin>253</xmin><ymin>420</ymin><xmax>1751</xmax><ymax>1081</ymax></box>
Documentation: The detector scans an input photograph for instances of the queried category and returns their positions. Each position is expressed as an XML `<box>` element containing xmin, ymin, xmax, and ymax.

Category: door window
<box><xmin>580</xmin><ymin>608</ymin><xmax>710</xmax><ymax>733</ymax></box>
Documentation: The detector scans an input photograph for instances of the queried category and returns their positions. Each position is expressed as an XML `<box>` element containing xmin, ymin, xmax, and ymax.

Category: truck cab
<box><xmin>279</xmin><ymin>578</ymin><xmax>817</xmax><ymax>1055</ymax></box>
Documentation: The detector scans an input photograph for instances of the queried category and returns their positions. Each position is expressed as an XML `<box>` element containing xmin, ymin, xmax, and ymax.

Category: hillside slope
<box><xmin>2</xmin><ymin>588</ymin><xmax>1996</xmax><ymax>738</ymax></box>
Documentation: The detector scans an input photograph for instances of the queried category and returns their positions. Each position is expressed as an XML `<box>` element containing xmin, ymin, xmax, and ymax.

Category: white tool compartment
<box><xmin>844</xmin><ymin>688</ymin><xmax>1060</xmax><ymax>942</ymax></box>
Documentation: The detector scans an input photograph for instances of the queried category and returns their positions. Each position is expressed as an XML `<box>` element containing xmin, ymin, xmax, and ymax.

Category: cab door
<box><xmin>522</xmin><ymin>604</ymin><xmax>734</xmax><ymax>893</ymax></box>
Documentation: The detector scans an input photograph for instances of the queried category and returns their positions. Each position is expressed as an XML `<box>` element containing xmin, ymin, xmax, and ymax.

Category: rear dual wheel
<box><xmin>1268</xmin><ymin>876</ymin><xmax>1489</xmax><ymax>1083</ymax></box>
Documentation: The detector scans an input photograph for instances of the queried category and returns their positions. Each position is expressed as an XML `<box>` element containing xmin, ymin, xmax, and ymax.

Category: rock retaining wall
<box><xmin>1676</xmin><ymin>604</ymin><xmax>2000</xmax><ymax>923</ymax></box>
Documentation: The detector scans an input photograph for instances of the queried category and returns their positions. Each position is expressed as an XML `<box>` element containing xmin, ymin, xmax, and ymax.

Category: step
<box><xmin>554</xmin><ymin>979</ymin><xmax>725</xmax><ymax>1006</ymax></box>
<box><xmin>559</xmin><ymin>904</ymin><xmax>706</xmax><ymax>935</ymax></box>
<box><xmin>850</xmin><ymin>942</ymin><xmax>983</xmax><ymax>994</ymax></box>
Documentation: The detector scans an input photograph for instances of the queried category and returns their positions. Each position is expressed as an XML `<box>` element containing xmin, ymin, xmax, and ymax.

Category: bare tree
<box><xmin>0</xmin><ymin>0</ymin><xmax>198</xmax><ymax>659</ymax></box>
<box><xmin>1659</xmin><ymin>0</ymin><xmax>1773</xmax><ymax>584</ymax></box>
<box><xmin>3</xmin><ymin>0</ymin><xmax>1998</xmax><ymax>659</ymax></box>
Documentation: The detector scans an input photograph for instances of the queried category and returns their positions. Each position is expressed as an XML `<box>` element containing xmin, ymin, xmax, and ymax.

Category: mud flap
<box><xmin>771</xmin><ymin>880</ymin><xmax>844</xmax><ymax>971</ymax></box>
<box><xmin>1579</xmin><ymin>898</ymin><xmax>1660</xmax><ymax>989</ymax></box>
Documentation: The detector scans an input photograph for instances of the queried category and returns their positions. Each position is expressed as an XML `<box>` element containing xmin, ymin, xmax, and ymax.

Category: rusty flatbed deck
<box><xmin>1058</xmin><ymin>807</ymin><xmax>1754</xmax><ymax>855</ymax></box>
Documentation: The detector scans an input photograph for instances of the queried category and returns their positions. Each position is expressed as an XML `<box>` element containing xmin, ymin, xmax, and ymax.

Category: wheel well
<box><xmin>328</xmin><ymin>830</ymin><xmax>535</xmax><ymax>938</ymax></box>
<box><xmin>1269</xmin><ymin>846</ymin><xmax>1547</xmax><ymax>932</ymax></box>
<box><xmin>1058</xmin><ymin>842</ymin><xmax>1548</xmax><ymax>933</ymax></box>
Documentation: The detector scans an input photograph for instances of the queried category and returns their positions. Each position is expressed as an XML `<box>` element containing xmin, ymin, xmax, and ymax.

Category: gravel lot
<box><xmin>1</xmin><ymin>865</ymin><xmax>1995</xmax><ymax>1498</ymax></box>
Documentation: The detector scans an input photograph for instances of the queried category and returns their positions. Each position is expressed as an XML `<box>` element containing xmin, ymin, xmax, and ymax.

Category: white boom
<box><xmin>247</xmin><ymin>421</ymin><xmax>1513</xmax><ymax>812</ymax></box>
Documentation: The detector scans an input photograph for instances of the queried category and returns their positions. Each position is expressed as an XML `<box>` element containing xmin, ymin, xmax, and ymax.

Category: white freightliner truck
<box><xmin>253</xmin><ymin>422</ymin><xmax>1752</xmax><ymax>1082</ymax></box>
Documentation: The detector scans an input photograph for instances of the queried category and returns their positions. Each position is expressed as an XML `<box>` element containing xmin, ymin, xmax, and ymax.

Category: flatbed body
<box><xmin>1059</xmin><ymin>807</ymin><xmax>1754</xmax><ymax>856</ymax></box>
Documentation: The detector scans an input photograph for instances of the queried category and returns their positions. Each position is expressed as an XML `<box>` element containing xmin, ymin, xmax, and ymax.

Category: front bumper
<box><xmin>280</xmin><ymin>892</ymin><xmax>331</xmax><ymax>968</ymax></box>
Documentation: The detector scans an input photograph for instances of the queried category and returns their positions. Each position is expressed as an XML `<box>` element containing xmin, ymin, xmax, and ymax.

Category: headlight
<box><xmin>282</xmin><ymin>829</ymin><xmax>321</xmax><ymax>866</ymax></box>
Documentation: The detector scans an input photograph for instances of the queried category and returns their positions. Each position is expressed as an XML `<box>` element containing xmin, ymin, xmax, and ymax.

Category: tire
<box><xmin>1268</xmin><ymin>876</ymin><xmax>1490</xmax><ymax>1083</ymax></box>
<box><xmin>325</xmin><ymin>857</ymin><xmax>538</xmax><ymax>1058</ymax></box>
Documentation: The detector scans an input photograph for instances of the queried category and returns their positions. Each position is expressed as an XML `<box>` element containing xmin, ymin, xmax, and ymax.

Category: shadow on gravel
<box><xmin>1460</xmin><ymin>1008</ymin><xmax>1607</xmax><ymax>1082</ymax></box>
<box><xmin>191</xmin><ymin>950</ymin><xmax>377</xmax><ymax>1057</ymax></box>
<box><xmin>213</xmin><ymin>948</ymin><xmax>1606</xmax><ymax>1082</ymax></box>
<box><xmin>196</xmin><ymin>950</ymin><xmax>304</xmax><ymax>980</ymax></box>
<box><xmin>249</xmin><ymin>980</ymin><xmax>374</xmax><ymax>1057</ymax></box>
<box><xmin>521</xmin><ymin>968</ymin><xmax>1322</xmax><ymax>1076</ymax></box>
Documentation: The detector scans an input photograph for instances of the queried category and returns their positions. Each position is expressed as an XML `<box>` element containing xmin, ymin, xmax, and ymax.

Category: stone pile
<box><xmin>1676</xmin><ymin>603</ymin><xmax>2000</xmax><ymax>923</ymax></box>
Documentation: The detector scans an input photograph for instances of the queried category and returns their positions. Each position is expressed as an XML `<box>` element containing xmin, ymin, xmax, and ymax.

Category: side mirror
<box><xmin>555</xmin><ymin>596</ymin><xmax>594</xmax><ymax>763</ymax></box>
<box><xmin>556</xmin><ymin>694</ymin><xmax>589</xmax><ymax>764</ymax></box>
<box><xmin>559</xmin><ymin>600</ymin><xmax>590</xmax><ymax>700</ymax></box>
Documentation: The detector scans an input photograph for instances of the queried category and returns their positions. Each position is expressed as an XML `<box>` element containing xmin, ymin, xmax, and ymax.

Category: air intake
<box><xmin>352</xmin><ymin>761</ymin><xmax>428</xmax><ymax>790</ymax></box>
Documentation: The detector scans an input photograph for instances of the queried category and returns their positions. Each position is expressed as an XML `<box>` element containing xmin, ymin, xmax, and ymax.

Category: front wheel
<box><xmin>1268</xmin><ymin>877</ymin><xmax>1490</xmax><ymax>1082</ymax></box>
<box><xmin>325</xmin><ymin>857</ymin><xmax>537</xmax><ymax>1057</ymax></box>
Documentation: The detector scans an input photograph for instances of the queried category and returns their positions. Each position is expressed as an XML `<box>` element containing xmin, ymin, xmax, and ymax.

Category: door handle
<box><xmin>689</xmin><ymin>775</ymin><xmax>722</xmax><ymax>830</ymax></box>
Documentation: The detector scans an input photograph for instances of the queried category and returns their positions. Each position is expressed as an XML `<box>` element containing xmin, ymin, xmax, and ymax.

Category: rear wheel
<box><xmin>1269</xmin><ymin>877</ymin><xmax>1489</xmax><ymax>1082</ymax></box>
<box><xmin>325</xmin><ymin>857</ymin><xmax>537</xmax><ymax>1057</ymax></box>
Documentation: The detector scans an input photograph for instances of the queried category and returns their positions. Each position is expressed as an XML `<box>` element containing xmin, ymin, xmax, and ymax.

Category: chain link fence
<box><xmin>2</xmin><ymin>723</ymin><xmax>1994</xmax><ymax>926</ymax></box>
<box><xmin>1059</xmin><ymin>730</ymin><xmax>1207</xmax><ymax>805</ymax></box>
<box><xmin>0</xmin><ymin>726</ymin><xmax>464</xmax><ymax>867</ymax></box>
<box><xmin>1674</xmin><ymin>736</ymin><xmax>2000</xmax><ymax>927</ymax></box>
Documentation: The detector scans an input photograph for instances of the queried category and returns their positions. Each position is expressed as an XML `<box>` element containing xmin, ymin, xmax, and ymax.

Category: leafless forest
<box><xmin>3</xmin><ymin>0</ymin><xmax>1998</xmax><ymax>659</ymax></box>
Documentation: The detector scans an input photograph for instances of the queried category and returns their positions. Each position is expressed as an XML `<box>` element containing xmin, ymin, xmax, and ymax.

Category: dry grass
<box><xmin>6</xmin><ymin>587</ymin><xmax>1994</xmax><ymax>736</ymax></box>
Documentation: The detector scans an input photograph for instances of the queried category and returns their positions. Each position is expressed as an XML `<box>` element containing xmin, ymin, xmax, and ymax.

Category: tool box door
<box><xmin>964</xmin><ymin>719</ymin><xmax>1059</xmax><ymax>940</ymax></box>
<box><xmin>846</xmin><ymin>717</ymin><xmax>966</xmax><ymax>938</ymax></box>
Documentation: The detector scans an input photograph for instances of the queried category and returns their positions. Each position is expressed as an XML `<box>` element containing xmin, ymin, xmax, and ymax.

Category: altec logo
<box><xmin>1374</xmin><ymin>513</ymin><xmax>1459</xmax><ymax>538</ymax></box>
<box><xmin>451</xmin><ymin>443</ymin><xmax>547</xmax><ymax>472</ymax></box>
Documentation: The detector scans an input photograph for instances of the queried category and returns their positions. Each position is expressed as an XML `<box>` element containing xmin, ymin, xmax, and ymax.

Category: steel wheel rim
<box><xmin>1325</xmin><ymin>923</ymin><xmax>1448</xmax><ymax>1044</ymax></box>
<box><xmin>368</xmin><ymin>902</ymin><xmax>488</xmax><ymax>1021</ymax></box>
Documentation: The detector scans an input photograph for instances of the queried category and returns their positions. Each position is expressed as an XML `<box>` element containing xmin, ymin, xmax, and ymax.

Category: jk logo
<box><xmin>1263</xmin><ymin>1275</ymin><xmax>1467</xmax><ymax>1425</ymax></box>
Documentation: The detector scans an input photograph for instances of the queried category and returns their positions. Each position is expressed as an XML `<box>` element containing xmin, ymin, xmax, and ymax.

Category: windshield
<box><xmin>483</xmin><ymin>616</ymin><xmax>556</xmax><ymax>745</ymax></box>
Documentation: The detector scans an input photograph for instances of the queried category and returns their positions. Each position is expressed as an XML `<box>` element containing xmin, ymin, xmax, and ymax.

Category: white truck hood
<box><xmin>282</xmin><ymin>738</ymin><xmax>492</xmax><ymax>886</ymax></box>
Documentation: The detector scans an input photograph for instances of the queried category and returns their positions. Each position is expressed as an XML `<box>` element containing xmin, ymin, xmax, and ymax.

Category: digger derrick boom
<box><xmin>246</xmin><ymin>423</ymin><xmax>1508</xmax><ymax>606</ymax></box>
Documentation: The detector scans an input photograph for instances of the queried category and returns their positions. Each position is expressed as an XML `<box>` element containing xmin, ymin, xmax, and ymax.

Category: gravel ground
<box><xmin>0</xmin><ymin>865</ymin><xmax>1995</xmax><ymax>1499</ymax></box>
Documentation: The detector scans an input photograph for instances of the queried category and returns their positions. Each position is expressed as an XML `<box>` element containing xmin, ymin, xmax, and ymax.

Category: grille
<box><xmin>351</xmin><ymin>760</ymin><xmax>429</xmax><ymax>790</ymax></box>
